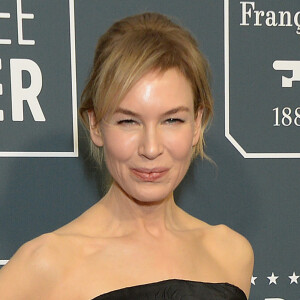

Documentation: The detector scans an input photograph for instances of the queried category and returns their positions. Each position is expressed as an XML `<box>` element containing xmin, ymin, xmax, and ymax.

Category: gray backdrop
<box><xmin>0</xmin><ymin>1</ymin><xmax>299</xmax><ymax>299</ymax></box>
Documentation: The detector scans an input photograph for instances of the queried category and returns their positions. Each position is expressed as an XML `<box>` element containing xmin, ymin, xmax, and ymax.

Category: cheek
<box><xmin>102</xmin><ymin>129</ymin><xmax>138</xmax><ymax>163</ymax></box>
<box><xmin>164</xmin><ymin>127</ymin><xmax>194</xmax><ymax>160</ymax></box>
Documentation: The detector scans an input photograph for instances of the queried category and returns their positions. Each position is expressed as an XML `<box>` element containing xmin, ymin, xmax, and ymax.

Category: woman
<box><xmin>0</xmin><ymin>12</ymin><xmax>253</xmax><ymax>299</ymax></box>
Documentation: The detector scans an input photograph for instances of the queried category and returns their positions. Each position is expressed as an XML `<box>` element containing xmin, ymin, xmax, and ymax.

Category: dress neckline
<box><xmin>93</xmin><ymin>278</ymin><xmax>247</xmax><ymax>299</ymax></box>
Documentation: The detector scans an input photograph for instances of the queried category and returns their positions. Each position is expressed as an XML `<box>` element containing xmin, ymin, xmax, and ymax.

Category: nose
<box><xmin>138</xmin><ymin>125</ymin><xmax>163</xmax><ymax>159</ymax></box>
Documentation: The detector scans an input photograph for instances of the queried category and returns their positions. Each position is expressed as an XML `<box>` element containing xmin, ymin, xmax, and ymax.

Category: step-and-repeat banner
<box><xmin>0</xmin><ymin>1</ymin><xmax>299</xmax><ymax>299</ymax></box>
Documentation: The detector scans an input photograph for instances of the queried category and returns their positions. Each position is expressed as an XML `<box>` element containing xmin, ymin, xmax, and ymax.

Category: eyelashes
<box><xmin>117</xmin><ymin>118</ymin><xmax>185</xmax><ymax>126</ymax></box>
<box><xmin>117</xmin><ymin>119</ymin><xmax>137</xmax><ymax>125</ymax></box>
<box><xmin>164</xmin><ymin>118</ymin><xmax>184</xmax><ymax>124</ymax></box>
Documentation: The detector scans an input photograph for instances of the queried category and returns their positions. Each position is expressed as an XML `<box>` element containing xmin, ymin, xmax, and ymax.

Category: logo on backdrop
<box><xmin>0</xmin><ymin>0</ymin><xmax>77</xmax><ymax>157</ymax></box>
<box><xmin>240</xmin><ymin>1</ymin><xmax>300</xmax><ymax>35</ymax></box>
<box><xmin>225</xmin><ymin>0</ymin><xmax>300</xmax><ymax>158</ymax></box>
<box><xmin>273</xmin><ymin>60</ymin><xmax>300</xmax><ymax>88</ymax></box>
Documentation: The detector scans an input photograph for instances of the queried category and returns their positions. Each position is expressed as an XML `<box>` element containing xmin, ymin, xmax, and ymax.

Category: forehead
<box><xmin>117</xmin><ymin>68</ymin><xmax>194</xmax><ymax>112</ymax></box>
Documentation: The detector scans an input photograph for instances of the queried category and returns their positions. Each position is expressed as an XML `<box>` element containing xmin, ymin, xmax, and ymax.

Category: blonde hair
<box><xmin>79</xmin><ymin>12</ymin><xmax>213</xmax><ymax>165</ymax></box>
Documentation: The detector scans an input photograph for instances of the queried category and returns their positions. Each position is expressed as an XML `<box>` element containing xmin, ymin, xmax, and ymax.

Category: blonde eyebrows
<box><xmin>114</xmin><ymin>106</ymin><xmax>190</xmax><ymax>119</ymax></box>
<box><xmin>161</xmin><ymin>106</ymin><xmax>190</xmax><ymax>116</ymax></box>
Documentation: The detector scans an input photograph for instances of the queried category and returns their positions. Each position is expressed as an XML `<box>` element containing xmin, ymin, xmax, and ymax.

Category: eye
<box><xmin>117</xmin><ymin>119</ymin><xmax>138</xmax><ymax>125</ymax></box>
<box><xmin>164</xmin><ymin>118</ymin><xmax>184</xmax><ymax>124</ymax></box>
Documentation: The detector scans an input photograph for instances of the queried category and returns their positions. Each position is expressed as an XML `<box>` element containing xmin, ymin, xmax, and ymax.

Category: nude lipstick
<box><xmin>131</xmin><ymin>167</ymin><xmax>169</xmax><ymax>182</ymax></box>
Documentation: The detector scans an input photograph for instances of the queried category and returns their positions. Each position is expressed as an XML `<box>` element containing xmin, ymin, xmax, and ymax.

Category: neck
<box><xmin>96</xmin><ymin>181</ymin><xmax>181</xmax><ymax>237</ymax></box>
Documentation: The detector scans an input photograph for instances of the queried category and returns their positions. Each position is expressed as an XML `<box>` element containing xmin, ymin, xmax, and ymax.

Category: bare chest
<box><xmin>49</xmin><ymin>236</ymin><xmax>227</xmax><ymax>299</ymax></box>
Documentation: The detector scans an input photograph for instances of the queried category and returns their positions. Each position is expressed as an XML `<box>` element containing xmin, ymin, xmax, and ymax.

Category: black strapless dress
<box><xmin>92</xmin><ymin>279</ymin><xmax>247</xmax><ymax>299</ymax></box>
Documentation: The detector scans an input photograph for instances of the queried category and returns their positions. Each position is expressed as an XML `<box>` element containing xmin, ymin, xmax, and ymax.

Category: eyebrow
<box><xmin>114</xmin><ymin>106</ymin><xmax>190</xmax><ymax>118</ymax></box>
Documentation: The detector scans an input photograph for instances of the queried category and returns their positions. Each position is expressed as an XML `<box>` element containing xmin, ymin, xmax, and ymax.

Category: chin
<box><xmin>113</xmin><ymin>176</ymin><xmax>178</xmax><ymax>204</ymax></box>
<box><xmin>128</xmin><ymin>185</ymin><xmax>173</xmax><ymax>204</ymax></box>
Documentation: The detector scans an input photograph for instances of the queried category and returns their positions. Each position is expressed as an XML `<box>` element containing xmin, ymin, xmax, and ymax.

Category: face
<box><xmin>89</xmin><ymin>68</ymin><xmax>202</xmax><ymax>203</ymax></box>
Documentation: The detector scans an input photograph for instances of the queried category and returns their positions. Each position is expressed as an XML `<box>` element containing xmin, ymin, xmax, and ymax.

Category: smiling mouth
<box><xmin>131</xmin><ymin>168</ymin><xmax>169</xmax><ymax>181</ymax></box>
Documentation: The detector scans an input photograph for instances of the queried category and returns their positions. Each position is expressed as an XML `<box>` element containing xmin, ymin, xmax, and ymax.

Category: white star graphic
<box><xmin>267</xmin><ymin>272</ymin><xmax>279</xmax><ymax>285</ymax></box>
<box><xmin>289</xmin><ymin>272</ymin><xmax>299</xmax><ymax>284</ymax></box>
<box><xmin>251</xmin><ymin>276</ymin><xmax>257</xmax><ymax>285</ymax></box>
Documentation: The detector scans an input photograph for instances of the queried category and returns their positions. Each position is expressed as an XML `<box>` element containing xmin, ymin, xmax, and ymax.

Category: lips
<box><xmin>131</xmin><ymin>167</ymin><xmax>169</xmax><ymax>181</ymax></box>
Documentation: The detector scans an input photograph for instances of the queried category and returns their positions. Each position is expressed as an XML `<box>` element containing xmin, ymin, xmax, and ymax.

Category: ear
<box><xmin>192</xmin><ymin>108</ymin><xmax>203</xmax><ymax>146</ymax></box>
<box><xmin>87</xmin><ymin>110</ymin><xmax>104</xmax><ymax>147</ymax></box>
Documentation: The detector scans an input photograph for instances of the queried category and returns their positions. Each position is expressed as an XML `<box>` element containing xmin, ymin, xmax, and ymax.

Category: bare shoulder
<box><xmin>173</xmin><ymin>208</ymin><xmax>254</xmax><ymax>279</ymax></box>
<box><xmin>209</xmin><ymin>224</ymin><xmax>254</xmax><ymax>259</ymax></box>
<box><xmin>206</xmin><ymin>224</ymin><xmax>254</xmax><ymax>298</ymax></box>
<box><xmin>0</xmin><ymin>232</ymin><xmax>68</xmax><ymax>298</ymax></box>
<box><xmin>175</xmin><ymin>211</ymin><xmax>254</xmax><ymax>298</ymax></box>
<box><xmin>0</xmin><ymin>232</ymin><xmax>62</xmax><ymax>275</ymax></box>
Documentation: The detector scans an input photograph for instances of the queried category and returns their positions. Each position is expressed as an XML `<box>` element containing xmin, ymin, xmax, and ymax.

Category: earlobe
<box><xmin>192</xmin><ymin>108</ymin><xmax>203</xmax><ymax>146</ymax></box>
<box><xmin>87</xmin><ymin>110</ymin><xmax>104</xmax><ymax>147</ymax></box>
